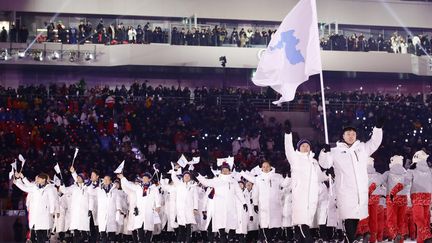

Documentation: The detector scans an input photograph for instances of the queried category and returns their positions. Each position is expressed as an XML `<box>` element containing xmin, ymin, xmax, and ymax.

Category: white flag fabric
<box><xmin>187</xmin><ymin>157</ymin><xmax>200</xmax><ymax>171</ymax></box>
<box><xmin>11</xmin><ymin>160</ymin><xmax>17</xmax><ymax>171</ymax></box>
<box><xmin>188</xmin><ymin>164</ymin><xmax>195</xmax><ymax>171</ymax></box>
<box><xmin>114</xmin><ymin>160</ymin><xmax>125</xmax><ymax>174</ymax></box>
<box><xmin>73</xmin><ymin>148</ymin><xmax>79</xmax><ymax>161</ymax></box>
<box><xmin>251</xmin><ymin>165</ymin><xmax>262</xmax><ymax>176</ymax></box>
<box><xmin>252</xmin><ymin>0</ymin><xmax>322</xmax><ymax>104</ymax></box>
<box><xmin>191</xmin><ymin>157</ymin><xmax>200</xmax><ymax>164</ymax></box>
<box><xmin>210</xmin><ymin>168</ymin><xmax>220</xmax><ymax>177</ymax></box>
<box><xmin>54</xmin><ymin>163</ymin><xmax>61</xmax><ymax>174</ymax></box>
<box><xmin>177</xmin><ymin>154</ymin><xmax>188</xmax><ymax>168</ymax></box>
<box><xmin>216</xmin><ymin>156</ymin><xmax>234</xmax><ymax>170</ymax></box>
<box><xmin>232</xmin><ymin>171</ymin><xmax>242</xmax><ymax>182</ymax></box>
<box><xmin>168</xmin><ymin>162</ymin><xmax>182</xmax><ymax>175</ymax></box>
<box><xmin>9</xmin><ymin>161</ymin><xmax>17</xmax><ymax>179</ymax></box>
<box><xmin>53</xmin><ymin>175</ymin><xmax>62</xmax><ymax>186</ymax></box>
<box><xmin>18</xmin><ymin>154</ymin><xmax>26</xmax><ymax>171</ymax></box>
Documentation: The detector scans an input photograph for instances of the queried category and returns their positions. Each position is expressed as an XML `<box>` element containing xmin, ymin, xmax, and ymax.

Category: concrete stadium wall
<box><xmin>2</xmin><ymin>0</ymin><xmax>432</xmax><ymax>29</ymax></box>
<box><xmin>1</xmin><ymin>43</ymin><xmax>429</xmax><ymax>76</ymax></box>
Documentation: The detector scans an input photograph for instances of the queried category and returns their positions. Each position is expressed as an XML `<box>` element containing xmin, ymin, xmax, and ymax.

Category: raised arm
<box><xmin>14</xmin><ymin>174</ymin><xmax>37</xmax><ymax>193</ymax></box>
<box><xmin>118</xmin><ymin>174</ymin><xmax>140</xmax><ymax>194</ymax></box>
<box><xmin>14</xmin><ymin>178</ymin><xmax>36</xmax><ymax>193</ymax></box>
<box><xmin>196</xmin><ymin>175</ymin><xmax>217</xmax><ymax>188</ymax></box>
<box><xmin>170</xmin><ymin>170</ymin><xmax>181</xmax><ymax>185</ymax></box>
<box><xmin>240</xmin><ymin>171</ymin><xmax>256</xmax><ymax>183</ymax></box>
<box><xmin>364</xmin><ymin>127</ymin><xmax>383</xmax><ymax>156</ymax></box>
<box><xmin>284</xmin><ymin>133</ymin><xmax>297</xmax><ymax>166</ymax></box>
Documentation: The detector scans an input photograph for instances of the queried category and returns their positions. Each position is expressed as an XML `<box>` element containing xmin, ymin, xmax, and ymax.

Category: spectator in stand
<box><xmin>78</xmin><ymin>21</ymin><xmax>86</xmax><ymax>43</ymax></box>
<box><xmin>69</xmin><ymin>26</ymin><xmax>78</xmax><ymax>44</ymax></box>
<box><xmin>96</xmin><ymin>19</ymin><xmax>104</xmax><ymax>34</ymax></box>
<box><xmin>45</xmin><ymin>22</ymin><xmax>55</xmax><ymax>42</ymax></box>
<box><xmin>0</xmin><ymin>27</ymin><xmax>7</xmax><ymax>42</ymax></box>
<box><xmin>9</xmin><ymin>24</ymin><xmax>17</xmax><ymax>43</ymax></box>
<box><xmin>84</xmin><ymin>21</ymin><xmax>93</xmax><ymax>41</ymax></box>
<box><xmin>128</xmin><ymin>26</ymin><xmax>137</xmax><ymax>44</ymax></box>
<box><xmin>231</xmin><ymin>28</ymin><xmax>239</xmax><ymax>45</ymax></box>
<box><xmin>134</xmin><ymin>24</ymin><xmax>142</xmax><ymax>44</ymax></box>
<box><xmin>368</xmin><ymin>35</ymin><xmax>378</xmax><ymax>51</ymax></box>
<box><xmin>57</xmin><ymin>22</ymin><xmax>67</xmax><ymax>44</ymax></box>
<box><xmin>144</xmin><ymin>22</ymin><xmax>151</xmax><ymax>43</ymax></box>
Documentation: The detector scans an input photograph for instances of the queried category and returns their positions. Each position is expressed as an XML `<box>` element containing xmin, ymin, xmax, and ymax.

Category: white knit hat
<box><xmin>412</xmin><ymin>150</ymin><xmax>429</xmax><ymax>164</ymax></box>
<box><xmin>389</xmin><ymin>155</ymin><xmax>404</xmax><ymax>168</ymax></box>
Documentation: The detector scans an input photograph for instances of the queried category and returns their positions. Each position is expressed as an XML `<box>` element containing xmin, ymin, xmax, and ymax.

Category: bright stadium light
<box><xmin>0</xmin><ymin>49</ymin><xmax>11</xmax><ymax>61</ymax></box>
<box><xmin>51</xmin><ymin>51</ymin><xmax>60</xmax><ymax>60</ymax></box>
<box><xmin>34</xmin><ymin>52</ymin><xmax>43</xmax><ymax>61</ymax></box>
<box><xmin>18</xmin><ymin>51</ymin><xmax>26</xmax><ymax>58</ymax></box>
<box><xmin>84</xmin><ymin>52</ymin><xmax>94</xmax><ymax>61</ymax></box>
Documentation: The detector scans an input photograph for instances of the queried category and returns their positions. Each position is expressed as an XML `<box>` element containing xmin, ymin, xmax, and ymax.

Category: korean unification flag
<box><xmin>252</xmin><ymin>0</ymin><xmax>322</xmax><ymax>104</ymax></box>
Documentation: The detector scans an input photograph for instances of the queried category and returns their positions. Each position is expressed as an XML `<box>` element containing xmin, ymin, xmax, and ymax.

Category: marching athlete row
<box><xmin>12</xmin><ymin>117</ymin><xmax>432</xmax><ymax>243</ymax></box>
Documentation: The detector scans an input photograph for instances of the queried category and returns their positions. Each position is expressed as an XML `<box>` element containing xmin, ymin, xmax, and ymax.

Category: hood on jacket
<box><xmin>295</xmin><ymin>150</ymin><xmax>316</xmax><ymax>159</ymax></box>
<box><xmin>390</xmin><ymin>155</ymin><xmax>404</xmax><ymax>168</ymax></box>
<box><xmin>412</xmin><ymin>150</ymin><xmax>429</xmax><ymax>164</ymax></box>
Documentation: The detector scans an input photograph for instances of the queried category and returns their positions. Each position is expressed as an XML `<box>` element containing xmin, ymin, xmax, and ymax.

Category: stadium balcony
<box><xmin>0</xmin><ymin>41</ymin><xmax>431</xmax><ymax>77</ymax></box>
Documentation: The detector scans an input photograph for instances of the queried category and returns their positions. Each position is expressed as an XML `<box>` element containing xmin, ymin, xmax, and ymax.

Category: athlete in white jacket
<box><xmin>319</xmin><ymin>118</ymin><xmax>384</xmax><ymax>243</ymax></box>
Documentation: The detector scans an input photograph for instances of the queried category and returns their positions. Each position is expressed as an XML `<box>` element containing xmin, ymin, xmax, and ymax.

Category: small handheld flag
<box><xmin>71</xmin><ymin>148</ymin><xmax>79</xmax><ymax>167</ymax></box>
<box><xmin>177</xmin><ymin>154</ymin><xmax>188</xmax><ymax>168</ymax></box>
<box><xmin>18</xmin><ymin>154</ymin><xmax>26</xmax><ymax>173</ymax></box>
<box><xmin>9</xmin><ymin>160</ymin><xmax>17</xmax><ymax>180</ymax></box>
<box><xmin>114</xmin><ymin>160</ymin><xmax>125</xmax><ymax>174</ymax></box>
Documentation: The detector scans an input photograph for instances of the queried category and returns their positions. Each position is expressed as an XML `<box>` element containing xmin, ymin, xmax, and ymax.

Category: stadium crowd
<box><xmin>1</xmin><ymin>82</ymin><xmax>432</xmax><ymax>243</ymax></box>
<box><xmin>320</xmin><ymin>32</ymin><xmax>431</xmax><ymax>55</ymax></box>
<box><xmin>0</xmin><ymin>20</ymin><xmax>277</xmax><ymax>47</ymax></box>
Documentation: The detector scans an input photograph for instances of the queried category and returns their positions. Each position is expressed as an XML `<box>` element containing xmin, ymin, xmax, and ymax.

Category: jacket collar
<box><xmin>389</xmin><ymin>164</ymin><xmax>406</xmax><ymax>174</ymax></box>
<box><xmin>295</xmin><ymin>150</ymin><xmax>315</xmax><ymax>159</ymax></box>
<box><xmin>336</xmin><ymin>140</ymin><xmax>360</xmax><ymax>150</ymax></box>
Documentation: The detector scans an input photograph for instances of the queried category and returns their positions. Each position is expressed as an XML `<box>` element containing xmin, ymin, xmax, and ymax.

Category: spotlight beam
<box><xmin>379</xmin><ymin>0</ymin><xmax>431</xmax><ymax>59</ymax></box>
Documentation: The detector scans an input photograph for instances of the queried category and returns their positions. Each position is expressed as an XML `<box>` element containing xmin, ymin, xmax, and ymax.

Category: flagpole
<box><xmin>59</xmin><ymin>170</ymin><xmax>64</xmax><ymax>181</ymax></box>
<box><xmin>319</xmin><ymin>71</ymin><xmax>329</xmax><ymax>144</ymax></box>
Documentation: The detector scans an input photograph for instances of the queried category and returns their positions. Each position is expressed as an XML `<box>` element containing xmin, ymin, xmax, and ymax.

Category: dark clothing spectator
<box><xmin>47</xmin><ymin>23</ymin><xmax>55</xmax><ymax>42</ymax></box>
<box><xmin>18</xmin><ymin>25</ymin><xmax>29</xmax><ymax>43</ymax></box>
<box><xmin>9</xmin><ymin>25</ymin><xmax>17</xmax><ymax>42</ymax></box>
<box><xmin>69</xmin><ymin>27</ymin><xmax>78</xmax><ymax>44</ymax></box>
<box><xmin>137</xmin><ymin>26</ymin><xmax>144</xmax><ymax>44</ymax></box>
<box><xmin>0</xmin><ymin>27</ymin><xmax>7</xmax><ymax>42</ymax></box>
